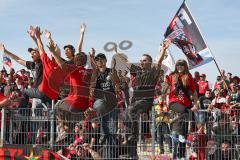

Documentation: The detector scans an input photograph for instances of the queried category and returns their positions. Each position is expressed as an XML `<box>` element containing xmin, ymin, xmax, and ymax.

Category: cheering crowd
<box><xmin>0</xmin><ymin>24</ymin><xmax>239</xmax><ymax>160</ymax></box>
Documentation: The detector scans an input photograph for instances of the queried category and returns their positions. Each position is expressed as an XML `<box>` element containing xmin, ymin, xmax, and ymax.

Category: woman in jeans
<box><xmin>164</xmin><ymin>59</ymin><xmax>198</xmax><ymax>159</ymax></box>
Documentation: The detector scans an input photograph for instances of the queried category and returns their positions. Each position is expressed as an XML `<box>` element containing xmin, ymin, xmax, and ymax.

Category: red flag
<box><xmin>3</xmin><ymin>53</ymin><xmax>12</xmax><ymax>68</ymax></box>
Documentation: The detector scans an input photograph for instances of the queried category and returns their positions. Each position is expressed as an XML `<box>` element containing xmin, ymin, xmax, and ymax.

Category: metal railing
<box><xmin>1</xmin><ymin>105</ymin><xmax>240</xmax><ymax>160</ymax></box>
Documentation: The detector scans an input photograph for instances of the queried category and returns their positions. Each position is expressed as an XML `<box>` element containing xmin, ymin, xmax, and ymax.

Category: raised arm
<box><xmin>157</xmin><ymin>39</ymin><xmax>171</xmax><ymax>67</ymax></box>
<box><xmin>47</xmin><ymin>41</ymin><xmax>65</xmax><ymax>69</ymax></box>
<box><xmin>34</xmin><ymin>26</ymin><xmax>45</xmax><ymax>56</ymax></box>
<box><xmin>45</xmin><ymin>30</ymin><xmax>61</xmax><ymax>57</ymax></box>
<box><xmin>45</xmin><ymin>29</ymin><xmax>55</xmax><ymax>46</ymax></box>
<box><xmin>0</xmin><ymin>43</ymin><xmax>26</xmax><ymax>67</ymax></box>
<box><xmin>89</xmin><ymin>48</ymin><xmax>97</xmax><ymax>90</ymax></box>
<box><xmin>27</xmin><ymin>25</ymin><xmax>38</xmax><ymax>47</ymax></box>
<box><xmin>111</xmin><ymin>58</ymin><xmax>120</xmax><ymax>86</ymax></box>
<box><xmin>77</xmin><ymin>23</ymin><xmax>86</xmax><ymax>53</ymax></box>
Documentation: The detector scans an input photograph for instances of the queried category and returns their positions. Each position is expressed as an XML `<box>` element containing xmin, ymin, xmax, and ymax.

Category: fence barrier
<box><xmin>1</xmin><ymin>105</ymin><xmax>240</xmax><ymax>160</ymax></box>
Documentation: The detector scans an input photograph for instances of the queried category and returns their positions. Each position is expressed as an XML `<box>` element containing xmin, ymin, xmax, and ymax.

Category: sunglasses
<box><xmin>176</xmin><ymin>64</ymin><xmax>185</xmax><ymax>66</ymax></box>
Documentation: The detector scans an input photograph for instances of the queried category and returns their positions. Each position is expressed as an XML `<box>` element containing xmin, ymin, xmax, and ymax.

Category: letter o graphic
<box><xmin>119</xmin><ymin>40</ymin><xmax>132</xmax><ymax>50</ymax></box>
<box><xmin>104</xmin><ymin>42</ymin><xmax>117</xmax><ymax>52</ymax></box>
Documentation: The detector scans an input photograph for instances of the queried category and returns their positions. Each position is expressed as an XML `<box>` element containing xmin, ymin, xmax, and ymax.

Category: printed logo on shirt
<box><xmin>202</xmin><ymin>99</ymin><xmax>211</xmax><ymax>109</ymax></box>
<box><xmin>178</xmin><ymin>90</ymin><xmax>185</xmax><ymax>102</ymax></box>
<box><xmin>100</xmin><ymin>82</ymin><xmax>111</xmax><ymax>91</ymax></box>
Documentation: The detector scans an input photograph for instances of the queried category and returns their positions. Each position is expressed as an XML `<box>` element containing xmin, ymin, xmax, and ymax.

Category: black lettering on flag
<box><xmin>164</xmin><ymin>1</ymin><xmax>213</xmax><ymax>68</ymax></box>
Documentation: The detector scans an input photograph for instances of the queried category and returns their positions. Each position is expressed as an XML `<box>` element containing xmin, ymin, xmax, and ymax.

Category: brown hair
<box><xmin>142</xmin><ymin>54</ymin><xmax>152</xmax><ymax>63</ymax></box>
<box><xmin>170</xmin><ymin>59</ymin><xmax>190</xmax><ymax>87</ymax></box>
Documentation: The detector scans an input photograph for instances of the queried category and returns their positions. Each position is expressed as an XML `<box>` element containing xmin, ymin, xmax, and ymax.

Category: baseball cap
<box><xmin>95</xmin><ymin>53</ymin><xmax>107</xmax><ymax>60</ymax></box>
<box><xmin>63</xmin><ymin>44</ymin><xmax>75</xmax><ymax>51</ymax></box>
<box><xmin>200</xmin><ymin>74</ymin><xmax>206</xmax><ymax>77</ymax></box>
<box><xmin>28</xmin><ymin>48</ymin><xmax>39</xmax><ymax>53</ymax></box>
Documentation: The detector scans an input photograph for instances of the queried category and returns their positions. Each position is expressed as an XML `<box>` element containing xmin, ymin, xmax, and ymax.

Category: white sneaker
<box><xmin>179</xmin><ymin>135</ymin><xmax>185</xmax><ymax>143</ymax></box>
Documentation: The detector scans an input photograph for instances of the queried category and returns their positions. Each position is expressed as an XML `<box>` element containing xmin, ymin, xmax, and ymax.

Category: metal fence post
<box><xmin>151</xmin><ymin>107</ymin><xmax>156</xmax><ymax>157</ymax></box>
<box><xmin>139</xmin><ymin>115</ymin><xmax>142</xmax><ymax>152</ymax></box>
<box><xmin>50</xmin><ymin>100</ymin><xmax>55</xmax><ymax>149</ymax></box>
<box><xmin>0</xmin><ymin>108</ymin><xmax>6</xmax><ymax>147</ymax></box>
<box><xmin>9</xmin><ymin>110</ymin><xmax>13</xmax><ymax>144</ymax></box>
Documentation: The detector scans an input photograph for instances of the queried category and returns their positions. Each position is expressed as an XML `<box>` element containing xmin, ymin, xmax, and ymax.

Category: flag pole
<box><xmin>184</xmin><ymin>1</ymin><xmax>229</xmax><ymax>90</ymax></box>
<box><xmin>206</xmin><ymin>48</ymin><xmax>230</xmax><ymax>90</ymax></box>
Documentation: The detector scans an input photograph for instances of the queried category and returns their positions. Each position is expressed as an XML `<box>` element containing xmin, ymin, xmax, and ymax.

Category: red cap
<box><xmin>232</xmin><ymin>76</ymin><xmax>239</xmax><ymax>83</ymax></box>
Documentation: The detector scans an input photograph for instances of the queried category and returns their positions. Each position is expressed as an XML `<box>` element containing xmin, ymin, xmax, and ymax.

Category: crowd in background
<box><xmin>0</xmin><ymin>24</ymin><xmax>239</xmax><ymax>160</ymax></box>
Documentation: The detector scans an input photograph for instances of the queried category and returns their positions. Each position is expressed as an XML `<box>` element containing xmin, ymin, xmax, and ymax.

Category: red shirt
<box><xmin>0</xmin><ymin>93</ymin><xmax>6</xmax><ymax>128</ymax></box>
<box><xmin>166</xmin><ymin>73</ymin><xmax>196</xmax><ymax>107</ymax></box>
<box><xmin>194</xmin><ymin>77</ymin><xmax>200</xmax><ymax>83</ymax></box>
<box><xmin>0</xmin><ymin>93</ymin><xmax>6</xmax><ymax>102</ymax></box>
<box><xmin>19</xmin><ymin>74</ymin><xmax>28</xmax><ymax>82</ymax></box>
<box><xmin>116</xmin><ymin>90</ymin><xmax>124</xmax><ymax>108</ymax></box>
<box><xmin>213</xmin><ymin>82</ymin><xmax>219</xmax><ymax>90</ymax></box>
<box><xmin>198</xmin><ymin>80</ymin><xmax>209</xmax><ymax>95</ymax></box>
<box><xmin>38</xmin><ymin>53</ymin><xmax>64</xmax><ymax>100</ymax></box>
<box><xmin>64</xmin><ymin>66</ymin><xmax>91</xmax><ymax>111</ymax></box>
<box><xmin>14</xmin><ymin>73</ymin><xmax>28</xmax><ymax>84</ymax></box>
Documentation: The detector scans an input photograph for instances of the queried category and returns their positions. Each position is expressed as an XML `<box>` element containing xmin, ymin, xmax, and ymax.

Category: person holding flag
<box><xmin>116</xmin><ymin>40</ymin><xmax>171</xmax><ymax>137</ymax></box>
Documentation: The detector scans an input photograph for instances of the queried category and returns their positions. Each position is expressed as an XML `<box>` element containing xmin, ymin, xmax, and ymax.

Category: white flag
<box><xmin>155</xmin><ymin>48</ymin><xmax>175</xmax><ymax>75</ymax></box>
<box><xmin>162</xmin><ymin>49</ymin><xmax>175</xmax><ymax>74</ymax></box>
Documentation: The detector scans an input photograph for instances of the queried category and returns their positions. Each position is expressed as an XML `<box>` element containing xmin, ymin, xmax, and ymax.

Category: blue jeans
<box><xmin>124</xmin><ymin>99</ymin><xmax>153</xmax><ymax>136</ymax></box>
<box><xmin>93</xmin><ymin>99</ymin><xmax>118</xmax><ymax>159</ymax></box>
<box><xmin>157</xmin><ymin>122</ymin><xmax>172</xmax><ymax>153</ymax></box>
<box><xmin>169</xmin><ymin>103</ymin><xmax>189</xmax><ymax>159</ymax></box>
<box><xmin>194</xmin><ymin>110</ymin><xmax>208</xmax><ymax>124</ymax></box>
<box><xmin>171</xmin><ymin>133</ymin><xmax>187</xmax><ymax>159</ymax></box>
<box><xmin>93</xmin><ymin>99</ymin><xmax>118</xmax><ymax>136</ymax></box>
<box><xmin>18</xmin><ymin>88</ymin><xmax>51</xmax><ymax>114</ymax></box>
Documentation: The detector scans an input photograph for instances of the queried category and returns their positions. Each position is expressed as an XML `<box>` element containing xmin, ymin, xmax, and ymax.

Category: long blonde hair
<box><xmin>170</xmin><ymin>59</ymin><xmax>190</xmax><ymax>87</ymax></box>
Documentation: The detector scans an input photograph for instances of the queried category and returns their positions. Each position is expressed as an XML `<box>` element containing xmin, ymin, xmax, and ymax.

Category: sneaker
<box><xmin>178</xmin><ymin>135</ymin><xmax>185</xmax><ymax>143</ymax></box>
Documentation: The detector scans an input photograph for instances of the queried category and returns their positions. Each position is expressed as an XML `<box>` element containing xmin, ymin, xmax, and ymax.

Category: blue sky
<box><xmin>0</xmin><ymin>0</ymin><xmax>239</xmax><ymax>84</ymax></box>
